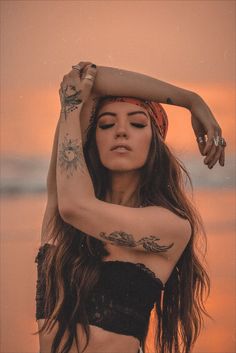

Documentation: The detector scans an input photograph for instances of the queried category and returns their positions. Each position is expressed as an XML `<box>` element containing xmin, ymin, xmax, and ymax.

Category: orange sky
<box><xmin>0</xmin><ymin>0</ymin><xmax>235</xmax><ymax>157</ymax></box>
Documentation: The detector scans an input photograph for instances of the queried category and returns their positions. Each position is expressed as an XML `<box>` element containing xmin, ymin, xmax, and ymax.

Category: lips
<box><xmin>111</xmin><ymin>144</ymin><xmax>131</xmax><ymax>151</ymax></box>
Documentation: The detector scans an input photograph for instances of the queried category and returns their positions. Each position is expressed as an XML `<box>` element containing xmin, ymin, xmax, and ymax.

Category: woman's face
<box><xmin>95</xmin><ymin>101</ymin><xmax>152</xmax><ymax>172</ymax></box>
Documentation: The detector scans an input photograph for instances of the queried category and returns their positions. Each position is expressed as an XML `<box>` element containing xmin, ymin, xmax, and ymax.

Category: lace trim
<box><xmin>36</xmin><ymin>244</ymin><xmax>164</xmax><ymax>288</ymax></box>
<box><xmin>102</xmin><ymin>260</ymin><xmax>164</xmax><ymax>288</ymax></box>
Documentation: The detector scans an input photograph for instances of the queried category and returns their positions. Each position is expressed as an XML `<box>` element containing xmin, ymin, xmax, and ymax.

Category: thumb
<box><xmin>191</xmin><ymin>114</ymin><xmax>206</xmax><ymax>156</ymax></box>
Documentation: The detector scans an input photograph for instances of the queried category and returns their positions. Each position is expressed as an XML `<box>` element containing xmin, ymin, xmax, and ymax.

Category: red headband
<box><xmin>99</xmin><ymin>97</ymin><xmax>168</xmax><ymax>140</ymax></box>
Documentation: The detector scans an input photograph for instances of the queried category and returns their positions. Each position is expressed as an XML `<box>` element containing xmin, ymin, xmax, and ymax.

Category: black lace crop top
<box><xmin>35</xmin><ymin>244</ymin><xmax>164</xmax><ymax>344</ymax></box>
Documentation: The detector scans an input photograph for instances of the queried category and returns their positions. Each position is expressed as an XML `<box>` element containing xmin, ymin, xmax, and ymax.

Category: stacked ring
<box><xmin>84</xmin><ymin>74</ymin><xmax>94</xmax><ymax>81</ymax></box>
<box><xmin>213</xmin><ymin>135</ymin><xmax>227</xmax><ymax>147</ymax></box>
<box><xmin>219</xmin><ymin>137</ymin><xmax>227</xmax><ymax>147</ymax></box>
<box><xmin>196</xmin><ymin>135</ymin><xmax>206</xmax><ymax>144</ymax></box>
<box><xmin>72</xmin><ymin>64</ymin><xmax>82</xmax><ymax>72</ymax></box>
<box><xmin>213</xmin><ymin>135</ymin><xmax>220</xmax><ymax>146</ymax></box>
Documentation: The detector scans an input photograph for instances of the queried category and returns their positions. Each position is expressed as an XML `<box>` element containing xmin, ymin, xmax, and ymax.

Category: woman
<box><xmin>35</xmin><ymin>62</ymin><xmax>226</xmax><ymax>353</ymax></box>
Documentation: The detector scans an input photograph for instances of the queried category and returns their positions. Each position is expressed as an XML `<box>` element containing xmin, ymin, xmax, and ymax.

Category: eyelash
<box><xmin>99</xmin><ymin>123</ymin><xmax>146</xmax><ymax>129</ymax></box>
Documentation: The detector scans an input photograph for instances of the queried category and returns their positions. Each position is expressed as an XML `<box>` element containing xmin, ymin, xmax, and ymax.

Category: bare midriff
<box><xmin>38</xmin><ymin>320</ymin><xmax>140</xmax><ymax>353</ymax></box>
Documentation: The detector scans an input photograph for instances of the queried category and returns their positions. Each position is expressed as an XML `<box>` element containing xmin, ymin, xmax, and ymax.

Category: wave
<box><xmin>0</xmin><ymin>154</ymin><xmax>235</xmax><ymax>196</ymax></box>
<box><xmin>0</xmin><ymin>156</ymin><xmax>49</xmax><ymax>196</ymax></box>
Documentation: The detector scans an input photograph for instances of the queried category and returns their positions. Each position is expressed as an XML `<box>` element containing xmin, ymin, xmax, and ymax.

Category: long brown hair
<box><xmin>36</xmin><ymin>96</ymin><xmax>210</xmax><ymax>353</ymax></box>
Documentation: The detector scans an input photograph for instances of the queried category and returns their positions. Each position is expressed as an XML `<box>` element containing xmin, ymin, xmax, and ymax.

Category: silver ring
<box><xmin>72</xmin><ymin>64</ymin><xmax>82</xmax><ymax>72</ymax></box>
<box><xmin>219</xmin><ymin>137</ymin><xmax>227</xmax><ymax>147</ymax></box>
<box><xmin>213</xmin><ymin>135</ymin><xmax>220</xmax><ymax>146</ymax></box>
<box><xmin>196</xmin><ymin>135</ymin><xmax>206</xmax><ymax>144</ymax></box>
<box><xmin>84</xmin><ymin>74</ymin><xmax>94</xmax><ymax>81</ymax></box>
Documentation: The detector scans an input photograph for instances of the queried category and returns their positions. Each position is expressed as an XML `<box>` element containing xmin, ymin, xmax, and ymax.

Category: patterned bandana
<box><xmin>99</xmin><ymin>96</ymin><xmax>168</xmax><ymax>140</ymax></box>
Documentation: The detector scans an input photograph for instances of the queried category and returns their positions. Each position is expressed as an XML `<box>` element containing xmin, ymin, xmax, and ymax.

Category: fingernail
<box><xmin>91</xmin><ymin>64</ymin><xmax>97</xmax><ymax>68</ymax></box>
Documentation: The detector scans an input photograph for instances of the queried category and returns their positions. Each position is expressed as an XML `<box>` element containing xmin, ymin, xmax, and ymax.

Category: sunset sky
<box><xmin>1</xmin><ymin>0</ymin><xmax>235</xmax><ymax>157</ymax></box>
<box><xmin>0</xmin><ymin>2</ymin><xmax>236</xmax><ymax>352</ymax></box>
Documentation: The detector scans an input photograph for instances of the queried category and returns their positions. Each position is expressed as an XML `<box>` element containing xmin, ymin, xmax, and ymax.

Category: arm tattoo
<box><xmin>99</xmin><ymin>231</ymin><xmax>174</xmax><ymax>253</ymax></box>
<box><xmin>166</xmin><ymin>97</ymin><xmax>174</xmax><ymax>105</ymax></box>
<box><xmin>61</xmin><ymin>88</ymin><xmax>83</xmax><ymax>120</ymax></box>
<box><xmin>58</xmin><ymin>134</ymin><xmax>85</xmax><ymax>177</ymax></box>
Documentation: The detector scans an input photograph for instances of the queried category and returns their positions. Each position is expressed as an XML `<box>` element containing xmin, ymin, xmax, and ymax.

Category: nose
<box><xmin>114</xmin><ymin>122</ymin><xmax>129</xmax><ymax>139</ymax></box>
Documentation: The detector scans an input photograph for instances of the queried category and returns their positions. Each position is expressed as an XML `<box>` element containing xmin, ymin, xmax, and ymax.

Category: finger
<box><xmin>203</xmin><ymin>130</ymin><xmax>214</xmax><ymax>156</ymax></box>
<box><xmin>208</xmin><ymin>147</ymin><xmax>223</xmax><ymax>169</ymax></box>
<box><xmin>83</xmin><ymin>65</ymin><xmax>97</xmax><ymax>86</ymax></box>
<box><xmin>203</xmin><ymin>144</ymin><xmax>217</xmax><ymax>166</ymax></box>
<box><xmin>203</xmin><ymin>127</ymin><xmax>222</xmax><ymax>155</ymax></box>
<box><xmin>196</xmin><ymin>136</ymin><xmax>207</xmax><ymax>156</ymax></box>
<box><xmin>191</xmin><ymin>115</ymin><xmax>207</xmax><ymax>156</ymax></box>
<box><xmin>71</xmin><ymin>62</ymin><xmax>92</xmax><ymax>91</ymax></box>
<box><xmin>81</xmin><ymin>64</ymin><xmax>97</xmax><ymax>99</ymax></box>
<box><xmin>219</xmin><ymin>148</ymin><xmax>225</xmax><ymax>166</ymax></box>
<box><xmin>72</xmin><ymin>61</ymin><xmax>92</xmax><ymax>79</ymax></box>
<box><xmin>77</xmin><ymin>61</ymin><xmax>92</xmax><ymax>68</ymax></box>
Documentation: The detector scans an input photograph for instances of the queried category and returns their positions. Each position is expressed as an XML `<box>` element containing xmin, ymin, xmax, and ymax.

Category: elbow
<box><xmin>58</xmin><ymin>199</ymin><xmax>79</xmax><ymax>224</ymax></box>
<box><xmin>58</xmin><ymin>197</ymin><xmax>92</xmax><ymax>226</ymax></box>
<box><xmin>58</xmin><ymin>204</ymin><xmax>72</xmax><ymax>223</ymax></box>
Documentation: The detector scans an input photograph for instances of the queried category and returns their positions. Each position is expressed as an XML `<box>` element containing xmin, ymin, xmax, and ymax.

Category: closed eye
<box><xmin>98</xmin><ymin>123</ymin><xmax>115</xmax><ymax>129</ymax></box>
<box><xmin>98</xmin><ymin>123</ymin><xmax>147</xmax><ymax>129</ymax></box>
<box><xmin>131</xmin><ymin>123</ymin><xmax>147</xmax><ymax>128</ymax></box>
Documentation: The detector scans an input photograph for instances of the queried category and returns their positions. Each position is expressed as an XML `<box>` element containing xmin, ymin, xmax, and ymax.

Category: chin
<box><xmin>104</xmin><ymin>162</ymin><xmax>143</xmax><ymax>172</ymax></box>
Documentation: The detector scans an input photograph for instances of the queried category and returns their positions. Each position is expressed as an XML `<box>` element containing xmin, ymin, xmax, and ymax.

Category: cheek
<box><xmin>95</xmin><ymin>131</ymin><xmax>109</xmax><ymax>159</ymax></box>
<box><xmin>139</xmin><ymin>129</ymin><xmax>152</xmax><ymax>151</ymax></box>
<box><xmin>137</xmin><ymin>130</ymin><xmax>152</xmax><ymax>163</ymax></box>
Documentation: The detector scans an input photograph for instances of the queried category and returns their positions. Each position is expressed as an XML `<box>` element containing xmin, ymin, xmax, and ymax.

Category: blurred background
<box><xmin>0</xmin><ymin>1</ymin><xmax>235</xmax><ymax>352</ymax></box>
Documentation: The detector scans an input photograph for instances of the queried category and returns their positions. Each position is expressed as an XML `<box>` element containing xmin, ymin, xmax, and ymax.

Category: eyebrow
<box><xmin>97</xmin><ymin>110</ymin><xmax>148</xmax><ymax>119</ymax></box>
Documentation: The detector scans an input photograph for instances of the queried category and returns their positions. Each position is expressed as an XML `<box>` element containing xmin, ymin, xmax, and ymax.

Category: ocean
<box><xmin>1</xmin><ymin>154</ymin><xmax>236</xmax><ymax>196</ymax></box>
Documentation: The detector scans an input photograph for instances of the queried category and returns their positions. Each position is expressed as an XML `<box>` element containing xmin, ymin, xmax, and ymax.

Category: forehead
<box><xmin>98</xmin><ymin>101</ymin><xmax>149</xmax><ymax>115</ymax></box>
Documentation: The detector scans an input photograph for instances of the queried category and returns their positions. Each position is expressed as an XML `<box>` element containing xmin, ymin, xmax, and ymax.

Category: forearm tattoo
<box><xmin>61</xmin><ymin>88</ymin><xmax>83</xmax><ymax>120</ymax></box>
<box><xmin>99</xmin><ymin>231</ymin><xmax>174</xmax><ymax>253</ymax></box>
<box><xmin>58</xmin><ymin>134</ymin><xmax>85</xmax><ymax>177</ymax></box>
<box><xmin>166</xmin><ymin>97</ymin><xmax>174</xmax><ymax>105</ymax></box>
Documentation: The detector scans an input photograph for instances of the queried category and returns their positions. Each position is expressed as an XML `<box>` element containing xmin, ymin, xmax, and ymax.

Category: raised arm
<box><xmin>76</xmin><ymin>61</ymin><xmax>226</xmax><ymax>169</ymax></box>
<box><xmin>56</xmin><ymin>64</ymin><xmax>191</xmax><ymax>258</ymax></box>
<box><xmin>40</xmin><ymin>120</ymin><xmax>59</xmax><ymax>244</ymax></box>
<box><xmin>93</xmin><ymin>66</ymin><xmax>196</xmax><ymax>109</ymax></box>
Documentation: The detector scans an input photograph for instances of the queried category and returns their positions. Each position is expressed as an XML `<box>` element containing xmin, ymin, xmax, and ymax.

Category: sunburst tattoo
<box><xmin>58</xmin><ymin>134</ymin><xmax>85</xmax><ymax>177</ymax></box>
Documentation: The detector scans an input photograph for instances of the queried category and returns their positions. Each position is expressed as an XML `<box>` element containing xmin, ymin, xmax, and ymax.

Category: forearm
<box><xmin>46</xmin><ymin>120</ymin><xmax>60</xmax><ymax>203</ymax></box>
<box><xmin>40</xmin><ymin>202</ymin><xmax>57</xmax><ymax>243</ymax></box>
<box><xmin>93</xmin><ymin>66</ymin><xmax>197</xmax><ymax>110</ymax></box>
<box><xmin>57</xmin><ymin>106</ymin><xmax>95</xmax><ymax>214</ymax></box>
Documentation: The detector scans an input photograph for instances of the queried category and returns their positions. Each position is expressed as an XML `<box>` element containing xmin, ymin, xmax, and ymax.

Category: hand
<box><xmin>59</xmin><ymin>62</ymin><xmax>97</xmax><ymax>119</ymax></box>
<box><xmin>190</xmin><ymin>95</ymin><xmax>226</xmax><ymax>169</ymax></box>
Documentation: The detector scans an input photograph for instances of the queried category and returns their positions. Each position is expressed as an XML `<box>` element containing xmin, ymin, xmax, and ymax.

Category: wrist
<box><xmin>188</xmin><ymin>92</ymin><xmax>205</xmax><ymax>113</ymax></box>
<box><xmin>60</xmin><ymin>103</ymin><xmax>84</xmax><ymax>121</ymax></box>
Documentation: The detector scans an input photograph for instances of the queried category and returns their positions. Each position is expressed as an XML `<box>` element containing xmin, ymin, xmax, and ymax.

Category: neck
<box><xmin>105</xmin><ymin>170</ymin><xmax>141</xmax><ymax>207</ymax></box>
